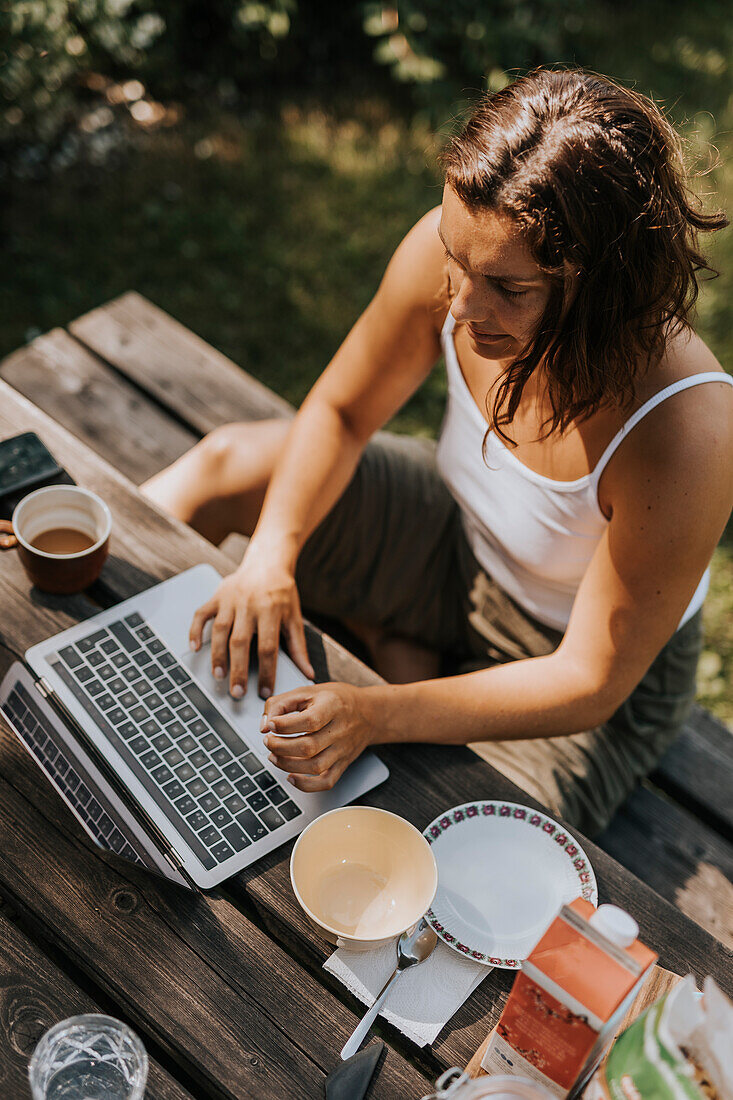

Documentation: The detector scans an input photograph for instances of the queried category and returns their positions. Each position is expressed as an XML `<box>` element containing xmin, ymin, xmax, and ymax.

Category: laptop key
<box><xmin>111</xmin><ymin>652</ymin><xmax>129</xmax><ymax>668</ymax></box>
<box><xmin>211</xmin><ymin>747</ymin><xmax>231</xmax><ymax>766</ymax></box>
<box><xmin>241</xmin><ymin>753</ymin><xmax>262</xmax><ymax>776</ymax></box>
<box><xmin>200</xmin><ymin>733</ymin><xmax>218</xmax><ymax>751</ymax></box>
<box><xmin>87</xmin><ymin>679</ymin><xmax>105</xmax><ymax>696</ymax></box>
<box><xmin>108</xmin><ymin>678</ymin><xmax>127</xmax><ymax>695</ymax></box>
<box><xmin>187</xmin><ymin>809</ymin><xmax>208</xmax><ymax>831</ymax></box>
<box><xmin>97</xmin><ymin>694</ymin><xmax>115</xmax><ymax>711</ymax></box>
<box><xmin>98</xmin><ymin>665</ymin><xmax>115</xmax><ymax>681</ymax></box>
<box><xmin>212</xmin><ymin>779</ymin><xmax>233</xmax><ymax>799</ymax></box>
<box><xmin>151</xmin><ymin>764</ymin><xmax>174</xmax><ymax>786</ymax></box>
<box><xmin>137</xmin><ymin>625</ymin><xmax>154</xmax><ymax>640</ymax></box>
<box><xmin>211</xmin><ymin>840</ymin><xmax>234</xmax><ymax>862</ymax></box>
<box><xmin>155</xmin><ymin>707</ymin><xmax>174</xmax><ymax>724</ymax></box>
<box><xmin>141</xmin><ymin>719</ymin><xmax>160</xmax><ymax>737</ymax></box>
<box><xmin>268</xmin><ymin>786</ymin><xmax>289</xmax><ymax>806</ymax></box>
<box><xmin>152</xmin><ymin>732</ymin><xmax>172</xmax><ymax>751</ymax></box>
<box><xmin>279</xmin><ymin>799</ymin><xmax>302</xmax><ymax>821</ymax></box>
<box><xmin>162</xmin><ymin>779</ymin><xmax>185</xmax><ymax>801</ymax></box>
<box><xmin>186</xmin><ymin>776</ymin><xmax>206</xmax><ymax>796</ymax></box>
<box><xmin>189</xmin><ymin>718</ymin><xmax>207</xmax><ymax>736</ymax></box>
<box><xmin>210</xmin><ymin>808</ymin><xmax>230</xmax><ymax>829</ymax></box>
<box><xmin>100</xmin><ymin>638</ymin><xmax>117</xmax><ymax>655</ymax></box>
<box><xmin>88</xmin><ymin>651</ymin><xmax>105</xmax><ymax>667</ymax></box>
<box><xmin>132</xmin><ymin>651</ymin><xmax>152</xmax><ymax>667</ymax></box>
<box><xmin>156</xmin><ymin>677</ymin><xmax>176</xmax><ymax>695</ymax></box>
<box><xmin>178</xmin><ymin>705</ymin><xmax>197</xmax><ymax>723</ymax></box>
<box><xmin>77</xmin><ymin>666</ymin><xmax>94</xmax><ymax>683</ymax></box>
<box><xmin>166</xmin><ymin>720</ymin><xmax>186</xmax><ymax>739</ymax></box>
<box><xmin>224</xmin><ymin>793</ymin><xmax>246</xmax><ymax>814</ymax></box>
<box><xmin>223</xmin><ymin>761</ymin><xmax>244</xmax><ymax>781</ymax></box>
<box><xmin>163</xmin><ymin>746</ymin><xmax>183</xmax><ymax>765</ymax></box>
<box><xmin>170</xmin><ymin>666</ymin><xmax>191</xmax><ymax>686</ymax></box>
<box><xmin>129</xmin><ymin>705</ymin><xmax>148</xmax><ymax>722</ymax></box>
<box><xmin>234</xmin><ymin>776</ymin><xmax>256</xmax><ymax>797</ymax></box>
<box><xmin>221</xmin><ymin>823</ymin><xmax>251</xmax><ymax>851</ymax></box>
<box><xmin>199</xmin><ymin>792</ymin><xmax>219</xmax><ymax>813</ymax></box>
<box><xmin>176</xmin><ymin>762</ymin><xmax>196</xmax><ymax>782</ymax></box>
<box><xmin>118</xmin><ymin>722</ymin><xmax>137</xmax><ymax>740</ymax></box>
<box><xmin>140</xmin><ymin>749</ymin><xmax>161</xmax><ymax>770</ymax></box>
<box><xmin>256</xmin><ymin>772</ymin><xmax>278</xmax><ymax>790</ymax></box>
<box><xmin>189</xmin><ymin>749</ymin><xmax>208</xmax><ymax>769</ymax></box>
<box><xmin>175</xmin><ymin>794</ymin><xmax>196</xmax><ymax>815</ymax></box>
<box><xmin>124</xmin><ymin>612</ymin><xmax>144</xmax><ymax>627</ymax></box>
<box><xmin>78</xmin><ymin>633</ymin><xmax>102</xmax><ymax>653</ymax></box>
<box><xmin>248</xmin><ymin>791</ymin><xmax>268</xmax><ymax>812</ymax></box>
<box><xmin>178</xmin><ymin>735</ymin><xmax>197</xmax><ymax>754</ymax></box>
<box><xmin>236</xmin><ymin>809</ymin><xmax>267</xmax><ymax>842</ymax></box>
<box><xmin>148</xmin><ymin>639</ymin><xmax>165</xmax><ymax>654</ymax></box>
<box><xmin>122</xmin><ymin>666</ymin><xmax>141</xmax><ymax>682</ymax></box>
<box><xmin>159</xmin><ymin>652</ymin><xmax>176</xmax><ymax>668</ymax></box>
<box><xmin>142</xmin><ymin>691</ymin><xmax>163</xmax><ymax>711</ymax></box>
<box><xmin>112</xmin><ymin>620</ymin><xmax>141</xmax><ymax>652</ymax></box>
<box><xmin>58</xmin><ymin>646</ymin><xmax>83</xmax><ymax>668</ymax></box>
<box><xmin>201</xmin><ymin>764</ymin><xmax>221</xmax><ymax>784</ymax></box>
<box><xmin>200</xmin><ymin>825</ymin><xmax>221</xmax><ymax>847</ymax></box>
<box><xmin>107</xmin><ymin>708</ymin><xmax>127</xmax><ymax>725</ymax></box>
<box><xmin>259</xmin><ymin>806</ymin><xmax>285</xmax><ymax>830</ymax></box>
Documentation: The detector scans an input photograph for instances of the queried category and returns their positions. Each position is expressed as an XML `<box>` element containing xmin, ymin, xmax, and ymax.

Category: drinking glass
<box><xmin>28</xmin><ymin>1015</ymin><xmax>148</xmax><ymax>1100</ymax></box>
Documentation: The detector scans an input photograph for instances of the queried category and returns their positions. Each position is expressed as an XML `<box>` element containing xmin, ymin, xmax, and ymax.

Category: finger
<box><xmin>189</xmin><ymin>599</ymin><xmax>216</xmax><ymax>651</ymax></box>
<box><xmin>268</xmin><ymin>743</ymin><xmax>339</xmax><ymax>776</ymax></box>
<box><xmin>210</xmin><ymin>613</ymin><xmax>234</xmax><ymax>679</ymax></box>
<box><xmin>264</xmin><ymin>703</ymin><xmax>326</xmax><ymax>738</ymax></box>
<box><xmin>285</xmin><ymin>598</ymin><xmax>315</xmax><ymax>681</ymax></box>
<box><xmin>287</xmin><ymin>761</ymin><xmax>345</xmax><ymax>793</ymax></box>
<box><xmin>261</xmin><ymin>688</ymin><xmax>314</xmax><ymax>729</ymax></box>
<box><xmin>228</xmin><ymin>609</ymin><xmax>254</xmax><ymax>698</ymax></box>
<box><xmin>264</xmin><ymin>728</ymin><xmax>330</xmax><ymax>760</ymax></box>
<box><xmin>257</xmin><ymin>615</ymin><xmax>281</xmax><ymax>701</ymax></box>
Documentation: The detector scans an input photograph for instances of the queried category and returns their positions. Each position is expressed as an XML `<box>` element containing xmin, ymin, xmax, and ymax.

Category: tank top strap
<box><xmin>591</xmin><ymin>372</ymin><xmax>733</xmax><ymax>486</ymax></box>
<box><xmin>441</xmin><ymin>309</ymin><xmax>457</xmax><ymax>340</ymax></box>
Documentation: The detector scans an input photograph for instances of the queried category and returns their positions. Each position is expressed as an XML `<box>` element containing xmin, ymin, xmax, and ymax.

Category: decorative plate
<box><xmin>423</xmin><ymin>800</ymin><xmax>598</xmax><ymax>968</ymax></box>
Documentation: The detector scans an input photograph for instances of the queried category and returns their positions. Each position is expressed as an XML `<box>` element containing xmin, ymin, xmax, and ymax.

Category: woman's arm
<box><xmin>190</xmin><ymin>207</ymin><xmax>447</xmax><ymax>696</ymax></box>
<box><xmin>263</xmin><ymin>376</ymin><xmax>733</xmax><ymax>789</ymax></box>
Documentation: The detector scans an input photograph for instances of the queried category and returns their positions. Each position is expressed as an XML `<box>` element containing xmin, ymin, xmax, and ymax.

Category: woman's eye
<box><xmin>498</xmin><ymin>285</ymin><xmax>527</xmax><ymax>299</ymax></box>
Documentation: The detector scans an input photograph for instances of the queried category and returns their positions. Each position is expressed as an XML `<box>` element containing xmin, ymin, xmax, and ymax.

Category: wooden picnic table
<box><xmin>1</xmin><ymin>297</ymin><xmax>731</xmax><ymax>1099</ymax></box>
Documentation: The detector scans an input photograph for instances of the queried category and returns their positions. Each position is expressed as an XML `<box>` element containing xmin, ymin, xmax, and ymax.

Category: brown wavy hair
<box><xmin>441</xmin><ymin>68</ymin><xmax>727</xmax><ymax>443</ymax></box>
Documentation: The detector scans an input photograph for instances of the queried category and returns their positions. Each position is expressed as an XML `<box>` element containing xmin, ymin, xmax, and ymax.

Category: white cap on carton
<box><xmin>588</xmin><ymin>904</ymin><xmax>639</xmax><ymax>947</ymax></box>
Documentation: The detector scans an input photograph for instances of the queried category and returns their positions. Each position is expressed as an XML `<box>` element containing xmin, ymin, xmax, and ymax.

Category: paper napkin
<box><xmin>324</xmin><ymin>939</ymin><xmax>490</xmax><ymax>1047</ymax></box>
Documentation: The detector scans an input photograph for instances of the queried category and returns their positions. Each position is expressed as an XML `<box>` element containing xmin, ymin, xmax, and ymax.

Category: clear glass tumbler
<box><xmin>28</xmin><ymin>1014</ymin><xmax>148</xmax><ymax>1100</ymax></box>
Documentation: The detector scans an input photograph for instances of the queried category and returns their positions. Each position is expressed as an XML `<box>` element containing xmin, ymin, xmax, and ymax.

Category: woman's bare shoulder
<box><xmin>379</xmin><ymin>205</ymin><xmax>450</xmax><ymax>333</ymax></box>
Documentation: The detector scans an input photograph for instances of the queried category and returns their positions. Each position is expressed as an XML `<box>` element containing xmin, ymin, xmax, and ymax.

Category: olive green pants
<box><xmin>295</xmin><ymin>432</ymin><xmax>702</xmax><ymax>837</ymax></box>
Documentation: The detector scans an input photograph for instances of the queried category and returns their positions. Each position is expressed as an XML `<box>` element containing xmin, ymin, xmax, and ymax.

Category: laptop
<box><xmin>0</xmin><ymin>564</ymin><xmax>389</xmax><ymax>891</ymax></box>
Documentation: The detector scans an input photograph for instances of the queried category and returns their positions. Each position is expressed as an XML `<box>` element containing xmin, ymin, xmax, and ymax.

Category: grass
<box><xmin>2</xmin><ymin>91</ymin><xmax>732</xmax><ymax>726</ymax></box>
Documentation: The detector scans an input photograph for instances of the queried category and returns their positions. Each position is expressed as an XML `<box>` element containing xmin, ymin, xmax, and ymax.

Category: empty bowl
<box><xmin>290</xmin><ymin>806</ymin><xmax>438</xmax><ymax>951</ymax></box>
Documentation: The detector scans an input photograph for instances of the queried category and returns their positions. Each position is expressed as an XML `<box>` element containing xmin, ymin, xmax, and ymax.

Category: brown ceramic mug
<box><xmin>0</xmin><ymin>485</ymin><xmax>112</xmax><ymax>594</ymax></box>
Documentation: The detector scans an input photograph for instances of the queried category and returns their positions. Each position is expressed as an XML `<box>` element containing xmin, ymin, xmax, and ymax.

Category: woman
<box><xmin>143</xmin><ymin>68</ymin><xmax>733</xmax><ymax>837</ymax></box>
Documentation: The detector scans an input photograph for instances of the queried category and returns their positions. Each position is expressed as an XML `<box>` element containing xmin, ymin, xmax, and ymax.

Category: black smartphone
<box><xmin>0</xmin><ymin>432</ymin><xmax>73</xmax><ymax>518</ymax></box>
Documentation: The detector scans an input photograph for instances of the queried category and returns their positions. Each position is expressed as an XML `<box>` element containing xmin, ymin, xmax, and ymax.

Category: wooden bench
<box><xmin>3</xmin><ymin>291</ymin><xmax>732</xmax><ymax>952</ymax></box>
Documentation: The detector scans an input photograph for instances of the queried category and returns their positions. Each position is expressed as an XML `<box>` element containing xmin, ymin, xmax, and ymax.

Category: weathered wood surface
<box><xmin>596</xmin><ymin>784</ymin><xmax>733</xmax><ymax>948</ymax></box>
<box><xmin>70</xmin><ymin>291</ymin><xmax>295</xmax><ymax>432</ymax></box>
<box><xmin>0</xmin><ymin>328</ymin><xmax>197</xmax><ymax>484</ymax></box>
<box><xmin>0</xmin><ymin>911</ymin><xmax>195</xmax><ymax>1100</ymax></box>
<box><xmin>651</xmin><ymin>706</ymin><xmax>733</xmax><ymax>842</ymax></box>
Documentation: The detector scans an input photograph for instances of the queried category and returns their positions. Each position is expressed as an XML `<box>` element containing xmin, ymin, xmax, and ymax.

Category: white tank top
<box><xmin>436</xmin><ymin>311</ymin><xmax>733</xmax><ymax>632</ymax></box>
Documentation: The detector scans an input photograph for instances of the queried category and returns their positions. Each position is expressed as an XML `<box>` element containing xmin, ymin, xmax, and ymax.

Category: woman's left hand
<box><xmin>260</xmin><ymin>682</ymin><xmax>374</xmax><ymax>791</ymax></box>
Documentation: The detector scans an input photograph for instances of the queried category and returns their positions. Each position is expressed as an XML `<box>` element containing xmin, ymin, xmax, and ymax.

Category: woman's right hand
<box><xmin>189</xmin><ymin>541</ymin><xmax>314</xmax><ymax>700</ymax></box>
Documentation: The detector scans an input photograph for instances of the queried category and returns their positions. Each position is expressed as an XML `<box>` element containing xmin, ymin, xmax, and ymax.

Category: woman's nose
<box><xmin>450</xmin><ymin>273</ymin><xmax>491</xmax><ymax>324</ymax></box>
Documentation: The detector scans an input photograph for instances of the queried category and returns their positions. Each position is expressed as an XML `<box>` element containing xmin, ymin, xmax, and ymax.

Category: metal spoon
<box><xmin>340</xmin><ymin>919</ymin><xmax>438</xmax><ymax>1060</ymax></box>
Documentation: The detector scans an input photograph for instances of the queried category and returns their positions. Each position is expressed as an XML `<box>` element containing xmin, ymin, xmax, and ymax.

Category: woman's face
<box><xmin>439</xmin><ymin>184</ymin><xmax>552</xmax><ymax>361</ymax></box>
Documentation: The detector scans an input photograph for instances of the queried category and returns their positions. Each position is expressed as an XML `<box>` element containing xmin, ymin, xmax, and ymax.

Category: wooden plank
<box><xmin>596</xmin><ymin>785</ymin><xmax>733</xmax><ymax>948</ymax></box>
<box><xmin>69</xmin><ymin>292</ymin><xmax>295</xmax><ymax>433</ymax></box>
<box><xmin>651</xmin><ymin>708</ymin><xmax>733</xmax><ymax>841</ymax></box>
<box><xmin>0</xmin><ymin>911</ymin><xmax>195</xmax><ymax>1100</ymax></box>
<box><xmin>0</xmin><ymin>330</ymin><xmax>197</xmax><ymax>484</ymax></box>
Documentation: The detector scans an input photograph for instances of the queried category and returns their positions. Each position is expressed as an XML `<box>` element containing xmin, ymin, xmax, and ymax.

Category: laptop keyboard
<box><xmin>49</xmin><ymin>612</ymin><xmax>301</xmax><ymax>871</ymax></box>
<box><xmin>3</xmin><ymin>681</ymin><xmax>147</xmax><ymax>867</ymax></box>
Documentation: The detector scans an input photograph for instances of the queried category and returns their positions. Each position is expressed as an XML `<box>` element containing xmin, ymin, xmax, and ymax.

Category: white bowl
<box><xmin>290</xmin><ymin>806</ymin><xmax>438</xmax><ymax>951</ymax></box>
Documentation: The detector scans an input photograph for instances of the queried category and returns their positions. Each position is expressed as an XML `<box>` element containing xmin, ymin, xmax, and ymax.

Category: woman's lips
<box><xmin>468</xmin><ymin>326</ymin><xmax>511</xmax><ymax>343</ymax></box>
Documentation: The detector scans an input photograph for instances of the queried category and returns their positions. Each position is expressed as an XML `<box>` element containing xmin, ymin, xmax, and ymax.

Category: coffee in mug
<box><xmin>0</xmin><ymin>485</ymin><xmax>112</xmax><ymax>593</ymax></box>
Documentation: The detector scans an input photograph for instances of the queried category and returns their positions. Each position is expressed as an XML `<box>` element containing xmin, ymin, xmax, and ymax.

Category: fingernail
<box><xmin>190</xmin><ymin>639</ymin><xmax>199</xmax><ymax>652</ymax></box>
<box><xmin>259</xmin><ymin>715</ymin><xmax>268</xmax><ymax>733</ymax></box>
<box><xmin>213</xmin><ymin>667</ymin><xmax>225</xmax><ymax>680</ymax></box>
<box><xmin>263</xmin><ymin>736</ymin><xmax>271</xmax><ymax>749</ymax></box>
<box><xmin>231</xmin><ymin>684</ymin><xmax>244</xmax><ymax>699</ymax></box>
<box><xmin>268</xmin><ymin>752</ymin><xmax>277</xmax><ymax>764</ymax></box>
<box><xmin>287</xmin><ymin>775</ymin><xmax>296</xmax><ymax>786</ymax></box>
<box><xmin>260</xmin><ymin>688</ymin><xmax>272</xmax><ymax>701</ymax></box>
<box><xmin>308</xmin><ymin>665</ymin><xmax>315</xmax><ymax>679</ymax></box>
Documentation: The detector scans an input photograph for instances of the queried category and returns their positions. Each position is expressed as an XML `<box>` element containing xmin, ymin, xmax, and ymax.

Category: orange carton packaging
<box><xmin>480</xmin><ymin>901</ymin><xmax>657</xmax><ymax>1099</ymax></box>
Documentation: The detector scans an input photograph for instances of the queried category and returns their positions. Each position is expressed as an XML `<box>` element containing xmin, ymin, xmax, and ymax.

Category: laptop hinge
<box><xmin>35</xmin><ymin>677</ymin><xmax>197</xmax><ymax>890</ymax></box>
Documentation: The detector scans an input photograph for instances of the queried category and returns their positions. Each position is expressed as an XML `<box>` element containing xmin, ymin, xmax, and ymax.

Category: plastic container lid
<box><xmin>588</xmin><ymin>904</ymin><xmax>639</xmax><ymax>947</ymax></box>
